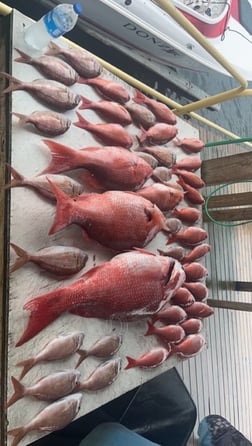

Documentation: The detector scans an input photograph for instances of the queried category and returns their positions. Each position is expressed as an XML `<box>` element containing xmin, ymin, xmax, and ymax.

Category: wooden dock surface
<box><xmin>177</xmin><ymin>125</ymin><xmax>252</xmax><ymax>444</ymax></box>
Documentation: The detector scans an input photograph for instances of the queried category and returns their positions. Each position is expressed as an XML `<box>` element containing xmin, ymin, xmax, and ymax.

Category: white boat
<box><xmin>60</xmin><ymin>0</ymin><xmax>252</xmax><ymax>81</ymax></box>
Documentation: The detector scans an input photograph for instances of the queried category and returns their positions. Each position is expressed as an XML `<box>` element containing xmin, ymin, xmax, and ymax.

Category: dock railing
<box><xmin>1</xmin><ymin>0</ymin><xmax>252</xmax><ymax>146</ymax></box>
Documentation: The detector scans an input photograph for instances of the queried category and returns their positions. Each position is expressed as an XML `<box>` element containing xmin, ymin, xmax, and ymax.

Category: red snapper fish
<box><xmin>170</xmin><ymin>287</ymin><xmax>195</xmax><ymax>307</ymax></box>
<box><xmin>49</xmin><ymin>183</ymin><xmax>169</xmax><ymax>250</ymax></box>
<box><xmin>184</xmin><ymin>282</ymin><xmax>208</xmax><ymax>301</ymax></box>
<box><xmin>185</xmin><ymin>302</ymin><xmax>214</xmax><ymax>319</ymax></box>
<box><xmin>184</xmin><ymin>262</ymin><xmax>208</xmax><ymax>282</ymax></box>
<box><xmin>76</xmin><ymin>358</ymin><xmax>121</xmax><ymax>391</ymax></box>
<box><xmin>139</xmin><ymin>123</ymin><xmax>178</xmax><ymax>145</ymax></box>
<box><xmin>180</xmin><ymin>318</ymin><xmax>203</xmax><ymax>335</ymax></box>
<box><xmin>177</xmin><ymin>177</ymin><xmax>205</xmax><ymax>205</ymax></box>
<box><xmin>171</xmin><ymin>333</ymin><xmax>206</xmax><ymax>358</ymax></box>
<box><xmin>125</xmin><ymin>101</ymin><xmax>156</xmax><ymax>129</ymax></box>
<box><xmin>79</xmin><ymin>96</ymin><xmax>132</xmax><ymax>125</ymax></box>
<box><xmin>139</xmin><ymin>145</ymin><xmax>176</xmax><ymax>167</ymax></box>
<box><xmin>158</xmin><ymin>246</ymin><xmax>185</xmax><ymax>262</ymax></box>
<box><xmin>167</xmin><ymin>227</ymin><xmax>208</xmax><ymax>246</ymax></box>
<box><xmin>14</xmin><ymin>48</ymin><xmax>78</xmax><ymax>86</ymax></box>
<box><xmin>77</xmin><ymin>76</ymin><xmax>130</xmax><ymax>103</ymax></box>
<box><xmin>40</xmin><ymin>140</ymin><xmax>152</xmax><ymax>191</ymax></box>
<box><xmin>152</xmin><ymin>304</ymin><xmax>187</xmax><ymax>324</ymax></box>
<box><xmin>8</xmin><ymin>393</ymin><xmax>82</xmax><ymax>446</ymax></box>
<box><xmin>181</xmin><ymin>243</ymin><xmax>211</xmax><ymax>264</ymax></box>
<box><xmin>16</xmin><ymin>250</ymin><xmax>186</xmax><ymax>346</ymax></box>
<box><xmin>136</xmin><ymin>183</ymin><xmax>184</xmax><ymax>211</ymax></box>
<box><xmin>174</xmin><ymin>137</ymin><xmax>205</xmax><ymax>153</ymax></box>
<box><xmin>145</xmin><ymin>321</ymin><xmax>185</xmax><ymax>343</ymax></box>
<box><xmin>173</xmin><ymin>156</ymin><xmax>202</xmax><ymax>171</ymax></box>
<box><xmin>45</xmin><ymin>41</ymin><xmax>103</xmax><ymax>78</ymax></box>
<box><xmin>12</xmin><ymin>110</ymin><xmax>71</xmax><ymax>136</ymax></box>
<box><xmin>125</xmin><ymin>347</ymin><xmax>170</xmax><ymax>370</ymax></box>
<box><xmin>172</xmin><ymin>168</ymin><xmax>205</xmax><ymax>189</ymax></box>
<box><xmin>0</xmin><ymin>72</ymin><xmax>81</xmax><ymax>111</ymax></box>
<box><xmin>75</xmin><ymin>334</ymin><xmax>122</xmax><ymax>368</ymax></box>
<box><xmin>133</xmin><ymin>89</ymin><xmax>177</xmax><ymax>124</ymax></box>
<box><xmin>170</xmin><ymin>207</ymin><xmax>201</xmax><ymax>224</ymax></box>
<box><xmin>74</xmin><ymin>112</ymin><xmax>133</xmax><ymax>148</ymax></box>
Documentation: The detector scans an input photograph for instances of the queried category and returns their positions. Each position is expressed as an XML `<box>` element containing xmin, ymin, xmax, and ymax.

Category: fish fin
<box><xmin>77</xmin><ymin>76</ymin><xmax>89</xmax><ymax>85</ymax></box>
<box><xmin>139</xmin><ymin>125</ymin><xmax>147</xmax><ymax>144</ymax></box>
<box><xmin>3</xmin><ymin>163</ymin><xmax>25</xmax><ymax>190</ymax></box>
<box><xmin>16</xmin><ymin>287</ymin><xmax>65</xmax><ymax>346</ymax></box>
<box><xmin>11</xmin><ymin>112</ymin><xmax>28</xmax><ymax>125</ymax></box>
<box><xmin>7</xmin><ymin>426</ymin><xmax>26</xmax><ymax>446</ymax></box>
<box><xmin>9</xmin><ymin>242</ymin><xmax>30</xmax><ymax>273</ymax></box>
<box><xmin>75</xmin><ymin>349</ymin><xmax>88</xmax><ymax>368</ymax></box>
<box><xmin>16</xmin><ymin>357</ymin><xmax>36</xmax><ymax>380</ymax></box>
<box><xmin>44</xmin><ymin>40</ymin><xmax>61</xmax><ymax>55</ymax></box>
<box><xmin>47</xmin><ymin>178</ymin><xmax>74</xmax><ymax>235</ymax></box>
<box><xmin>73</xmin><ymin>111</ymin><xmax>90</xmax><ymax>129</ymax></box>
<box><xmin>79</xmin><ymin>96</ymin><xmax>93</xmax><ymax>110</ymax></box>
<box><xmin>144</xmin><ymin>320</ymin><xmax>154</xmax><ymax>337</ymax></box>
<box><xmin>133</xmin><ymin>89</ymin><xmax>146</xmax><ymax>104</ymax></box>
<box><xmin>124</xmin><ymin>356</ymin><xmax>137</xmax><ymax>370</ymax></box>
<box><xmin>6</xmin><ymin>376</ymin><xmax>25</xmax><ymax>408</ymax></box>
<box><xmin>14</xmin><ymin>48</ymin><xmax>32</xmax><ymax>64</ymax></box>
<box><xmin>0</xmin><ymin>71</ymin><xmax>23</xmax><ymax>93</ymax></box>
<box><xmin>40</xmin><ymin>139</ymin><xmax>79</xmax><ymax>174</ymax></box>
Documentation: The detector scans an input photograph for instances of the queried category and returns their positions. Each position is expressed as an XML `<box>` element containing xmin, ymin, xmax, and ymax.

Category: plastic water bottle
<box><xmin>24</xmin><ymin>3</ymin><xmax>83</xmax><ymax>51</ymax></box>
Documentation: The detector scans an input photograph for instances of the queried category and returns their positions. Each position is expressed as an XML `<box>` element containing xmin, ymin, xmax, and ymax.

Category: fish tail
<box><xmin>79</xmin><ymin>96</ymin><xmax>93</xmax><ymax>110</ymax></box>
<box><xmin>11</xmin><ymin>112</ymin><xmax>28</xmax><ymax>125</ymax></box>
<box><xmin>77</xmin><ymin>77</ymin><xmax>89</xmax><ymax>85</ymax></box>
<box><xmin>3</xmin><ymin>163</ymin><xmax>25</xmax><ymax>190</ymax></box>
<box><xmin>41</xmin><ymin>139</ymin><xmax>79</xmax><ymax>174</ymax></box>
<box><xmin>16</xmin><ymin>357</ymin><xmax>36</xmax><ymax>380</ymax></box>
<box><xmin>75</xmin><ymin>349</ymin><xmax>88</xmax><ymax>368</ymax></box>
<box><xmin>139</xmin><ymin>125</ymin><xmax>147</xmax><ymax>144</ymax></box>
<box><xmin>47</xmin><ymin>178</ymin><xmax>74</xmax><ymax>235</ymax></box>
<box><xmin>45</xmin><ymin>40</ymin><xmax>61</xmax><ymax>55</ymax></box>
<box><xmin>14</xmin><ymin>48</ymin><xmax>33</xmax><ymax>64</ymax></box>
<box><xmin>133</xmin><ymin>88</ymin><xmax>146</xmax><ymax>104</ymax></box>
<box><xmin>166</xmin><ymin>234</ymin><xmax>176</xmax><ymax>245</ymax></box>
<box><xmin>8</xmin><ymin>426</ymin><xmax>26</xmax><ymax>446</ymax></box>
<box><xmin>0</xmin><ymin>71</ymin><xmax>23</xmax><ymax>93</ymax></box>
<box><xmin>124</xmin><ymin>356</ymin><xmax>137</xmax><ymax>370</ymax></box>
<box><xmin>73</xmin><ymin>111</ymin><xmax>90</xmax><ymax>129</ymax></box>
<box><xmin>144</xmin><ymin>320</ymin><xmax>155</xmax><ymax>336</ymax></box>
<box><xmin>6</xmin><ymin>376</ymin><xmax>25</xmax><ymax>408</ymax></box>
<box><xmin>16</xmin><ymin>288</ymin><xmax>66</xmax><ymax>346</ymax></box>
<box><xmin>9</xmin><ymin>242</ymin><xmax>30</xmax><ymax>273</ymax></box>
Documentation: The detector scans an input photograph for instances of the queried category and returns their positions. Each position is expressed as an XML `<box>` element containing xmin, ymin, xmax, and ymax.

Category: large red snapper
<box><xmin>16</xmin><ymin>251</ymin><xmax>186</xmax><ymax>346</ymax></box>
<box><xmin>41</xmin><ymin>140</ymin><xmax>152</xmax><ymax>191</ymax></box>
<box><xmin>48</xmin><ymin>182</ymin><xmax>170</xmax><ymax>250</ymax></box>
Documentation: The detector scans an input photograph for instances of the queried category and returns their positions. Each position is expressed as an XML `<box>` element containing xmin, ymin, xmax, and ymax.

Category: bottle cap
<box><xmin>74</xmin><ymin>3</ymin><xmax>83</xmax><ymax>15</ymax></box>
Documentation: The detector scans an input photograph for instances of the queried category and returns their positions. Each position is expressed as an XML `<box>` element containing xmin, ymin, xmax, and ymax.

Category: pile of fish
<box><xmin>2</xmin><ymin>38</ymin><xmax>214</xmax><ymax>446</ymax></box>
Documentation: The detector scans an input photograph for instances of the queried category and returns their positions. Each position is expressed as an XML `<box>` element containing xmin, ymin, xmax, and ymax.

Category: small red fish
<box><xmin>182</xmin><ymin>244</ymin><xmax>211</xmax><ymax>264</ymax></box>
<box><xmin>172</xmin><ymin>333</ymin><xmax>206</xmax><ymax>358</ymax></box>
<box><xmin>139</xmin><ymin>123</ymin><xmax>178</xmax><ymax>145</ymax></box>
<box><xmin>125</xmin><ymin>347</ymin><xmax>170</xmax><ymax>370</ymax></box>
<box><xmin>14</xmin><ymin>48</ymin><xmax>78</xmax><ymax>86</ymax></box>
<box><xmin>157</xmin><ymin>246</ymin><xmax>185</xmax><ymax>261</ymax></box>
<box><xmin>167</xmin><ymin>227</ymin><xmax>208</xmax><ymax>246</ymax></box>
<box><xmin>136</xmin><ymin>152</ymin><xmax>159</xmax><ymax>169</ymax></box>
<box><xmin>76</xmin><ymin>358</ymin><xmax>121</xmax><ymax>391</ymax></box>
<box><xmin>74</xmin><ymin>112</ymin><xmax>133</xmax><ymax>148</ymax></box>
<box><xmin>40</xmin><ymin>140</ymin><xmax>152</xmax><ymax>191</ymax></box>
<box><xmin>75</xmin><ymin>334</ymin><xmax>123</xmax><ymax>368</ymax></box>
<box><xmin>140</xmin><ymin>145</ymin><xmax>176</xmax><ymax>167</ymax></box>
<box><xmin>177</xmin><ymin>177</ymin><xmax>205</xmax><ymax>205</ymax></box>
<box><xmin>10</xmin><ymin>243</ymin><xmax>88</xmax><ymax>276</ymax></box>
<box><xmin>45</xmin><ymin>41</ymin><xmax>103</xmax><ymax>78</ymax></box>
<box><xmin>6</xmin><ymin>370</ymin><xmax>81</xmax><ymax>408</ymax></box>
<box><xmin>136</xmin><ymin>183</ymin><xmax>184</xmax><ymax>211</ymax></box>
<box><xmin>172</xmin><ymin>168</ymin><xmax>205</xmax><ymax>189</ymax></box>
<box><xmin>152</xmin><ymin>305</ymin><xmax>187</xmax><ymax>324</ymax></box>
<box><xmin>170</xmin><ymin>207</ymin><xmax>201</xmax><ymax>224</ymax></box>
<box><xmin>184</xmin><ymin>282</ymin><xmax>208</xmax><ymax>301</ymax></box>
<box><xmin>165</xmin><ymin>218</ymin><xmax>182</xmax><ymax>234</ymax></box>
<box><xmin>8</xmin><ymin>393</ymin><xmax>82</xmax><ymax>446</ymax></box>
<box><xmin>185</xmin><ymin>302</ymin><xmax>214</xmax><ymax>319</ymax></box>
<box><xmin>184</xmin><ymin>262</ymin><xmax>208</xmax><ymax>282</ymax></box>
<box><xmin>16</xmin><ymin>251</ymin><xmax>186</xmax><ymax>346</ymax></box>
<box><xmin>48</xmin><ymin>184</ymin><xmax>169</xmax><ymax>251</ymax></box>
<box><xmin>174</xmin><ymin>137</ymin><xmax>205</xmax><ymax>153</ymax></box>
<box><xmin>79</xmin><ymin>96</ymin><xmax>132</xmax><ymax>125</ymax></box>
<box><xmin>145</xmin><ymin>321</ymin><xmax>185</xmax><ymax>343</ymax></box>
<box><xmin>133</xmin><ymin>89</ymin><xmax>177</xmax><ymax>124</ymax></box>
<box><xmin>125</xmin><ymin>101</ymin><xmax>156</xmax><ymax>129</ymax></box>
<box><xmin>173</xmin><ymin>156</ymin><xmax>202</xmax><ymax>171</ymax></box>
<box><xmin>77</xmin><ymin>76</ymin><xmax>130</xmax><ymax>103</ymax></box>
<box><xmin>12</xmin><ymin>110</ymin><xmax>71</xmax><ymax>136</ymax></box>
<box><xmin>171</xmin><ymin>287</ymin><xmax>195</xmax><ymax>307</ymax></box>
<box><xmin>180</xmin><ymin>318</ymin><xmax>203</xmax><ymax>335</ymax></box>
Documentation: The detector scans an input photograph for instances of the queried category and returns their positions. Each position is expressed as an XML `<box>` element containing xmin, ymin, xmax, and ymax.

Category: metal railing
<box><xmin>1</xmin><ymin>0</ymin><xmax>252</xmax><ymax>145</ymax></box>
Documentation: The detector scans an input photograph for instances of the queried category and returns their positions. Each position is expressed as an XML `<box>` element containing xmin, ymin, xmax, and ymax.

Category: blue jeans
<box><xmin>78</xmin><ymin>422</ymin><xmax>160</xmax><ymax>446</ymax></box>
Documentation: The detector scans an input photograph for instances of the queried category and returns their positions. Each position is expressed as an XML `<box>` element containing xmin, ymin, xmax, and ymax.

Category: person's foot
<box><xmin>198</xmin><ymin>415</ymin><xmax>252</xmax><ymax>445</ymax></box>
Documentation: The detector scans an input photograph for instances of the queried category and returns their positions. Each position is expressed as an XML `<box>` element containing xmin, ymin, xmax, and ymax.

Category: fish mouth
<box><xmin>164</xmin><ymin>259</ymin><xmax>176</xmax><ymax>285</ymax></box>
